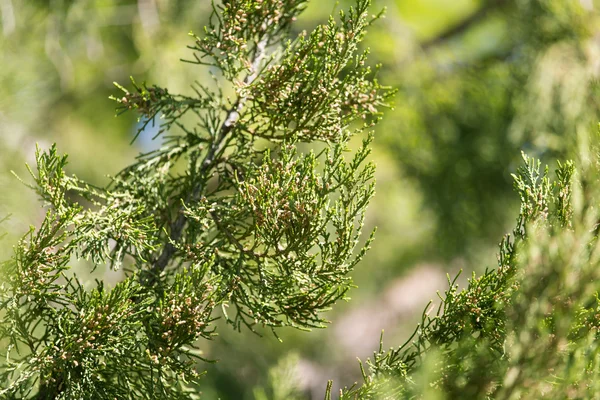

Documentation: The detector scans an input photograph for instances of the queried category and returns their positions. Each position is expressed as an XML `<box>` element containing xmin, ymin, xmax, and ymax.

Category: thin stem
<box><xmin>144</xmin><ymin>37</ymin><xmax>268</xmax><ymax>286</ymax></box>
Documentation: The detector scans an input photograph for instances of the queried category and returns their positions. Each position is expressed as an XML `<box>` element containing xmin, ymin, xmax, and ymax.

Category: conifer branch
<box><xmin>1</xmin><ymin>1</ymin><xmax>395</xmax><ymax>397</ymax></box>
<box><xmin>147</xmin><ymin>36</ymin><xmax>269</xmax><ymax>286</ymax></box>
<box><xmin>334</xmin><ymin>154</ymin><xmax>585</xmax><ymax>398</ymax></box>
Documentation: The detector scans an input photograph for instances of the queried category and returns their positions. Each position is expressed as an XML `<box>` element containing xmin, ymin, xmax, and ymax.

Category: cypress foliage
<box><xmin>331</xmin><ymin>149</ymin><xmax>600</xmax><ymax>399</ymax></box>
<box><xmin>0</xmin><ymin>1</ymin><xmax>393</xmax><ymax>398</ymax></box>
<box><xmin>3</xmin><ymin>1</ymin><xmax>599</xmax><ymax>399</ymax></box>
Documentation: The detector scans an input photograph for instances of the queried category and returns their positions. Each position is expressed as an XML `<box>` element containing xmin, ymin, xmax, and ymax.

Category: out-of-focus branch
<box><xmin>420</xmin><ymin>0</ymin><xmax>509</xmax><ymax>50</ymax></box>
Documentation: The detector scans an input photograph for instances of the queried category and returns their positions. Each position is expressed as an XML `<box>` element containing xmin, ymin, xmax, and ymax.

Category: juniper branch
<box><xmin>147</xmin><ymin>36</ymin><xmax>268</xmax><ymax>286</ymax></box>
<box><xmin>333</xmin><ymin>154</ymin><xmax>580</xmax><ymax>398</ymax></box>
<box><xmin>1</xmin><ymin>1</ymin><xmax>394</xmax><ymax>397</ymax></box>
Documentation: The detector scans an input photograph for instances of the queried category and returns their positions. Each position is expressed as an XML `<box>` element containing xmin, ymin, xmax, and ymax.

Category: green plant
<box><xmin>0</xmin><ymin>1</ymin><xmax>393</xmax><ymax>398</ymax></box>
<box><xmin>331</xmin><ymin>150</ymin><xmax>600</xmax><ymax>399</ymax></box>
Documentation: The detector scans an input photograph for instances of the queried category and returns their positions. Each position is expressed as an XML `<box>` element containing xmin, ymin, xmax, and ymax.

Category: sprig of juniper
<box><xmin>0</xmin><ymin>1</ymin><xmax>394</xmax><ymax>398</ymax></box>
<box><xmin>328</xmin><ymin>153</ymin><xmax>578</xmax><ymax>399</ymax></box>
<box><xmin>108</xmin><ymin>0</ymin><xmax>394</xmax><ymax>329</ymax></box>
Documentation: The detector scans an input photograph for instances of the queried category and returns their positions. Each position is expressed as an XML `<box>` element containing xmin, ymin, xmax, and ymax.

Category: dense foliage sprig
<box><xmin>0</xmin><ymin>1</ymin><xmax>394</xmax><ymax>398</ymax></box>
<box><xmin>328</xmin><ymin>151</ymin><xmax>600</xmax><ymax>399</ymax></box>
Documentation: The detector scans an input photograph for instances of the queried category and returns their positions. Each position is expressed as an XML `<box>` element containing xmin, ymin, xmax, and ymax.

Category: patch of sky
<box><xmin>135</xmin><ymin>116</ymin><xmax>162</xmax><ymax>152</ymax></box>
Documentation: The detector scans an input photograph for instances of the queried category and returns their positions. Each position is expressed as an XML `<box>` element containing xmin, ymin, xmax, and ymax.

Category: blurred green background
<box><xmin>1</xmin><ymin>0</ymin><xmax>599</xmax><ymax>398</ymax></box>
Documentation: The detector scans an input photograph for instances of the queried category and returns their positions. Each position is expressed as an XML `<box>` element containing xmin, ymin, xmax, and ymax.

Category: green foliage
<box><xmin>0</xmin><ymin>0</ymin><xmax>393</xmax><ymax>398</ymax></box>
<box><xmin>253</xmin><ymin>353</ymin><xmax>304</xmax><ymax>400</ymax></box>
<box><xmin>329</xmin><ymin>151</ymin><xmax>600</xmax><ymax>399</ymax></box>
<box><xmin>374</xmin><ymin>0</ymin><xmax>600</xmax><ymax>261</ymax></box>
<box><xmin>3</xmin><ymin>1</ymin><xmax>600</xmax><ymax>399</ymax></box>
